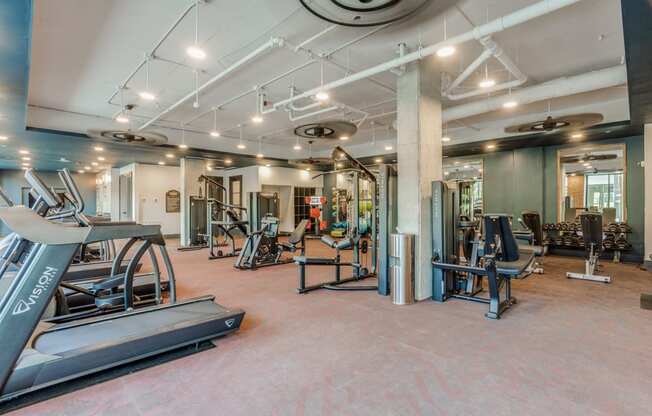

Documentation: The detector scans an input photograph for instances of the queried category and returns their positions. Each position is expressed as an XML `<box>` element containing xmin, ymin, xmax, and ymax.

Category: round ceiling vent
<box><xmin>294</xmin><ymin>120</ymin><xmax>358</xmax><ymax>140</ymax></box>
<box><xmin>504</xmin><ymin>113</ymin><xmax>604</xmax><ymax>134</ymax></box>
<box><xmin>299</xmin><ymin>0</ymin><xmax>432</xmax><ymax>27</ymax></box>
<box><xmin>87</xmin><ymin>129</ymin><xmax>168</xmax><ymax>146</ymax></box>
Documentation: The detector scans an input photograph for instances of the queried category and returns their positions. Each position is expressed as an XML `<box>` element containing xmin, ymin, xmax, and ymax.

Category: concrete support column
<box><xmin>396</xmin><ymin>57</ymin><xmax>443</xmax><ymax>300</ymax></box>
<box><xmin>645</xmin><ymin>124</ymin><xmax>652</xmax><ymax>269</ymax></box>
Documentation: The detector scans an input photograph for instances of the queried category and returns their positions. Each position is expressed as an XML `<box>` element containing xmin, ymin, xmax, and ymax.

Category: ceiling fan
<box><xmin>504</xmin><ymin>113</ymin><xmax>603</xmax><ymax>134</ymax></box>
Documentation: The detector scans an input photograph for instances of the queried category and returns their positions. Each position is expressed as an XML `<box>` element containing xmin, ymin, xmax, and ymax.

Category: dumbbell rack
<box><xmin>543</xmin><ymin>222</ymin><xmax>632</xmax><ymax>263</ymax></box>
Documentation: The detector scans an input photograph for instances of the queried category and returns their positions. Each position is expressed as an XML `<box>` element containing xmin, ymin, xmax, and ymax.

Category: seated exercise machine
<box><xmin>513</xmin><ymin>210</ymin><xmax>546</xmax><ymax>276</ymax></box>
<box><xmin>431</xmin><ymin>181</ymin><xmax>536</xmax><ymax>319</ymax></box>
<box><xmin>566</xmin><ymin>213</ymin><xmax>611</xmax><ymax>283</ymax></box>
<box><xmin>207</xmin><ymin>200</ymin><xmax>248</xmax><ymax>260</ymax></box>
<box><xmin>0</xmin><ymin>171</ymin><xmax>162</xmax><ymax>321</ymax></box>
<box><xmin>295</xmin><ymin>229</ymin><xmax>375</xmax><ymax>293</ymax></box>
<box><xmin>234</xmin><ymin>216</ymin><xmax>308</xmax><ymax>270</ymax></box>
<box><xmin>0</xmin><ymin>169</ymin><xmax>244</xmax><ymax>403</ymax></box>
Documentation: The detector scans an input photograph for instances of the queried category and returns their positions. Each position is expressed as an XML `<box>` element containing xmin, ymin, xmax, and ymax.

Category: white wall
<box><xmin>133</xmin><ymin>164</ymin><xmax>181</xmax><ymax>236</ymax></box>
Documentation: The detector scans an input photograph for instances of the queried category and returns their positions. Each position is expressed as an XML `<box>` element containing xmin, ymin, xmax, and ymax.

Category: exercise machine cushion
<box><xmin>495</xmin><ymin>254</ymin><xmax>534</xmax><ymax>276</ymax></box>
<box><xmin>518</xmin><ymin>244</ymin><xmax>544</xmax><ymax>257</ymax></box>
<box><xmin>293</xmin><ymin>256</ymin><xmax>335</xmax><ymax>265</ymax></box>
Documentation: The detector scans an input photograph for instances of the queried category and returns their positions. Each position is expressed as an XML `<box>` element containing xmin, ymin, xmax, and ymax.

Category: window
<box><xmin>584</xmin><ymin>172</ymin><xmax>624</xmax><ymax>222</ymax></box>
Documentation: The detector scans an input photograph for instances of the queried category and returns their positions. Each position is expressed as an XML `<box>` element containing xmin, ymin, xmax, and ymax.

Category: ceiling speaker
<box><xmin>504</xmin><ymin>113</ymin><xmax>604</xmax><ymax>134</ymax></box>
<box><xmin>87</xmin><ymin>130</ymin><xmax>168</xmax><ymax>146</ymax></box>
<box><xmin>299</xmin><ymin>0</ymin><xmax>433</xmax><ymax>27</ymax></box>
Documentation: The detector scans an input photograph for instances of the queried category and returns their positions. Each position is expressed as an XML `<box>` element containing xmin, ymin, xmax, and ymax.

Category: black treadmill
<box><xmin>0</xmin><ymin>169</ymin><xmax>245</xmax><ymax>402</ymax></box>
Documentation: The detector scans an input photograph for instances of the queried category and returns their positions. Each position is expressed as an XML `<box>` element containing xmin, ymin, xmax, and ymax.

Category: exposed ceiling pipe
<box><xmin>270</xmin><ymin>0</ymin><xmax>583</xmax><ymax>110</ymax></box>
<box><xmin>445</xmin><ymin>36</ymin><xmax>527</xmax><ymax>100</ymax></box>
<box><xmin>138</xmin><ymin>37</ymin><xmax>285</xmax><ymax>131</ymax></box>
<box><xmin>443</xmin><ymin>65</ymin><xmax>626</xmax><ymax>122</ymax></box>
<box><xmin>106</xmin><ymin>0</ymin><xmax>199</xmax><ymax>106</ymax></box>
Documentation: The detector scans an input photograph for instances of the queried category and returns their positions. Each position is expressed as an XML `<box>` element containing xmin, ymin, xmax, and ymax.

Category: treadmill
<box><xmin>0</xmin><ymin>169</ymin><xmax>245</xmax><ymax>402</ymax></box>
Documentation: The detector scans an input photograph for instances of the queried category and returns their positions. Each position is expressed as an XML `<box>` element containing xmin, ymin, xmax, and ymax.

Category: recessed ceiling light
<box><xmin>21</xmin><ymin>162</ymin><xmax>30</xmax><ymax>167</ymax></box>
<box><xmin>444</xmin><ymin>171</ymin><xmax>449</xmax><ymax>175</ymax></box>
<box><xmin>479</xmin><ymin>168</ymin><xmax>483</xmax><ymax>173</ymax></box>
<box><xmin>305</xmin><ymin>168</ymin><xmax>311</xmax><ymax>171</ymax></box>
<box><xmin>0</xmin><ymin>135</ymin><xmax>8</xmax><ymax>141</ymax></box>
<box><xmin>21</xmin><ymin>157</ymin><xmax>30</xmax><ymax>161</ymax></box>
<box><xmin>293</xmin><ymin>144</ymin><xmax>302</xmax><ymax>150</ymax></box>
<box><xmin>166</xmin><ymin>153</ymin><xmax>174</xmax><ymax>159</ymax></box>
<box><xmin>315</xmin><ymin>91</ymin><xmax>330</xmax><ymax>101</ymax></box>
<box><xmin>570</xmin><ymin>173</ymin><xmax>577</xmax><ymax>177</ymax></box>
<box><xmin>463</xmin><ymin>165</ymin><xmax>470</xmax><ymax>169</ymax></box>
<box><xmin>210</xmin><ymin>131</ymin><xmax>220</xmax><ymax>138</ymax></box>
<box><xmin>206</xmin><ymin>165</ymin><xmax>213</xmax><ymax>171</ymax></box>
<box><xmin>586</xmin><ymin>165</ymin><xmax>593</xmax><ymax>169</ymax></box>
<box><xmin>479</xmin><ymin>79</ymin><xmax>496</xmax><ymax>89</ymax></box>
<box><xmin>384</xmin><ymin>145</ymin><xmax>393</xmax><ymax>151</ymax></box>
<box><xmin>339</xmin><ymin>136</ymin><xmax>349</xmax><ymax>141</ymax></box>
<box><xmin>503</xmin><ymin>100</ymin><xmax>518</xmax><ymax>109</ymax></box>
<box><xmin>454</xmin><ymin>161</ymin><xmax>460</xmax><ymax>165</ymax></box>
<box><xmin>256</xmin><ymin>153</ymin><xmax>264</xmax><ymax>159</ymax></box>
<box><xmin>115</xmin><ymin>115</ymin><xmax>129</xmax><ymax>124</ymax></box>
<box><xmin>374</xmin><ymin>158</ymin><xmax>383</xmax><ymax>163</ymax></box>
<box><xmin>139</xmin><ymin>91</ymin><xmax>156</xmax><ymax>101</ymax></box>
<box><xmin>186</xmin><ymin>45</ymin><xmax>206</xmax><ymax>60</ymax></box>
<box><xmin>158</xmin><ymin>161</ymin><xmax>165</xmax><ymax>165</ymax></box>
<box><xmin>60</xmin><ymin>157</ymin><xmax>70</xmax><ymax>163</ymax></box>
<box><xmin>178</xmin><ymin>144</ymin><xmax>188</xmax><ymax>150</ymax></box>
<box><xmin>251</xmin><ymin>115</ymin><xmax>264</xmax><ymax>124</ymax></box>
<box><xmin>436</xmin><ymin>46</ymin><xmax>456</xmax><ymax>58</ymax></box>
<box><xmin>19</xmin><ymin>149</ymin><xmax>29</xmax><ymax>155</ymax></box>
<box><xmin>583</xmin><ymin>162</ymin><xmax>590</xmax><ymax>167</ymax></box>
<box><xmin>336</xmin><ymin>162</ymin><xmax>343</xmax><ymax>168</ymax></box>
<box><xmin>84</xmin><ymin>165</ymin><xmax>91</xmax><ymax>170</ymax></box>
<box><xmin>97</xmin><ymin>156</ymin><xmax>105</xmax><ymax>161</ymax></box>
<box><xmin>225</xmin><ymin>158</ymin><xmax>232</xmax><ymax>165</ymax></box>
<box><xmin>237</xmin><ymin>143</ymin><xmax>246</xmax><ymax>150</ymax></box>
<box><xmin>486</xmin><ymin>144</ymin><xmax>496</xmax><ymax>150</ymax></box>
<box><xmin>91</xmin><ymin>162</ymin><xmax>99</xmax><ymax>166</ymax></box>
<box><xmin>442</xmin><ymin>136</ymin><xmax>451</xmax><ymax>142</ymax></box>
<box><xmin>265</xmin><ymin>164</ymin><xmax>271</xmax><ymax>167</ymax></box>
<box><xmin>571</xmin><ymin>133</ymin><xmax>584</xmax><ymax>139</ymax></box>
<box><xmin>94</xmin><ymin>146</ymin><xmax>104</xmax><ymax>152</ymax></box>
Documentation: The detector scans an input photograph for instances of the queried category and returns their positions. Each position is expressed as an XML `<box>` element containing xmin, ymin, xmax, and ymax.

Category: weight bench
<box><xmin>566</xmin><ymin>213</ymin><xmax>611</xmax><ymax>283</ymax></box>
<box><xmin>295</xmin><ymin>234</ymin><xmax>372</xmax><ymax>293</ymax></box>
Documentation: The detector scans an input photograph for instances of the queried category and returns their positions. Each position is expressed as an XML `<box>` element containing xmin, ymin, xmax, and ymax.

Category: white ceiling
<box><xmin>27</xmin><ymin>0</ymin><xmax>628</xmax><ymax>160</ymax></box>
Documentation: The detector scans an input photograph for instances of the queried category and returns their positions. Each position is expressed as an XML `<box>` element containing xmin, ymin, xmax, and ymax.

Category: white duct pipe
<box><xmin>138</xmin><ymin>37</ymin><xmax>284</xmax><ymax>130</ymax></box>
<box><xmin>445</xmin><ymin>48</ymin><xmax>494</xmax><ymax>93</ymax></box>
<box><xmin>443</xmin><ymin>65</ymin><xmax>626</xmax><ymax>122</ymax></box>
<box><xmin>271</xmin><ymin>0</ymin><xmax>583</xmax><ymax>109</ymax></box>
<box><xmin>446</xmin><ymin>37</ymin><xmax>528</xmax><ymax>100</ymax></box>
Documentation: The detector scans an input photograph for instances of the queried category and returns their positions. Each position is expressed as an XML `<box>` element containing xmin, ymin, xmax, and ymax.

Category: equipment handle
<box><xmin>58</xmin><ymin>168</ymin><xmax>85</xmax><ymax>213</ymax></box>
<box><xmin>0</xmin><ymin>187</ymin><xmax>13</xmax><ymax>207</ymax></box>
<box><xmin>25</xmin><ymin>169</ymin><xmax>61</xmax><ymax>208</ymax></box>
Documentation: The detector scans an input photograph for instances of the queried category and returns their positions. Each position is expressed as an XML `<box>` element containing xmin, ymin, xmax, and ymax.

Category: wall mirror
<box><xmin>443</xmin><ymin>159</ymin><xmax>484</xmax><ymax>220</ymax></box>
<box><xmin>557</xmin><ymin>143</ymin><xmax>626</xmax><ymax>223</ymax></box>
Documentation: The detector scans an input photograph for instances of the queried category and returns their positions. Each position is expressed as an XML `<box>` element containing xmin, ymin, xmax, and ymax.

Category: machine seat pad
<box><xmin>495</xmin><ymin>255</ymin><xmax>534</xmax><ymax>276</ymax></box>
<box><xmin>90</xmin><ymin>220</ymin><xmax>137</xmax><ymax>226</ymax></box>
<box><xmin>294</xmin><ymin>256</ymin><xmax>336</xmax><ymax>265</ymax></box>
<box><xmin>518</xmin><ymin>244</ymin><xmax>544</xmax><ymax>256</ymax></box>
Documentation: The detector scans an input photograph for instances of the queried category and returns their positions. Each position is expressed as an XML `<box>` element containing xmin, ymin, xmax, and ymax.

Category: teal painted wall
<box><xmin>451</xmin><ymin>135</ymin><xmax>645</xmax><ymax>259</ymax></box>
<box><xmin>0</xmin><ymin>169</ymin><xmax>97</xmax><ymax>236</ymax></box>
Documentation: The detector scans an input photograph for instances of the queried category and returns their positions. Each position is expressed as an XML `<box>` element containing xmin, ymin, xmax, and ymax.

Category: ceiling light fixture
<box><xmin>19</xmin><ymin>149</ymin><xmax>29</xmax><ymax>155</ymax></box>
<box><xmin>479</xmin><ymin>63</ymin><xmax>495</xmax><ymax>88</ymax></box>
<box><xmin>436</xmin><ymin>46</ymin><xmax>455</xmax><ymax>58</ymax></box>
<box><xmin>442</xmin><ymin>122</ymin><xmax>451</xmax><ymax>142</ymax></box>
<box><xmin>486</xmin><ymin>144</ymin><xmax>496</xmax><ymax>150</ymax></box>
<box><xmin>256</xmin><ymin>136</ymin><xmax>264</xmax><ymax>158</ymax></box>
<box><xmin>571</xmin><ymin>133</ymin><xmax>584</xmax><ymax>139</ymax></box>
<box><xmin>21</xmin><ymin>162</ymin><xmax>30</xmax><ymax>167</ymax></box>
<box><xmin>385</xmin><ymin>145</ymin><xmax>393</xmax><ymax>151</ymax></box>
<box><xmin>444</xmin><ymin>171</ymin><xmax>449</xmax><ymax>175</ymax></box>
<box><xmin>158</xmin><ymin>161</ymin><xmax>165</xmax><ymax>166</ymax></box>
<box><xmin>237</xmin><ymin>124</ymin><xmax>247</xmax><ymax>150</ymax></box>
<box><xmin>21</xmin><ymin>157</ymin><xmax>30</xmax><ymax>161</ymax></box>
<box><xmin>209</xmin><ymin>109</ymin><xmax>220</xmax><ymax>137</ymax></box>
<box><xmin>315</xmin><ymin>91</ymin><xmax>329</xmax><ymax>101</ymax></box>
<box><xmin>84</xmin><ymin>165</ymin><xmax>91</xmax><ymax>170</ymax></box>
<box><xmin>463</xmin><ymin>164</ymin><xmax>470</xmax><ymax>169</ymax></box>
<box><xmin>503</xmin><ymin>100</ymin><xmax>518</xmax><ymax>109</ymax></box>
<box><xmin>179</xmin><ymin>125</ymin><xmax>189</xmax><ymax>150</ymax></box>
<box><xmin>315</xmin><ymin>61</ymin><xmax>330</xmax><ymax>102</ymax></box>
<box><xmin>178</xmin><ymin>144</ymin><xmax>188</xmax><ymax>150</ymax></box>
<box><xmin>0</xmin><ymin>135</ymin><xmax>8</xmax><ymax>141</ymax></box>
<box><xmin>91</xmin><ymin>162</ymin><xmax>99</xmax><ymax>166</ymax></box>
<box><xmin>374</xmin><ymin>158</ymin><xmax>383</xmax><ymax>163</ymax></box>
<box><xmin>97</xmin><ymin>156</ymin><xmax>105</xmax><ymax>161</ymax></box>
<box><xmin>139</xmin><ymin>57</ymin><xmax>156</xmax><ymax>101</ymax></box>
<box><xmin>225</xmin><ymin>158</ymin><xmax>232</xmax><ymax>165</ymax></box>
<box><xmin>94</xmin><ymin>146</ymin><xmax>104</xmax><ymax>152</ymax></box>
<box><xmin>442</xmin><ymin>136</ymin><xmax>451</xmax><ymax>142</ymax></box>
<box><xmin>583</xmin><ymin>162</ymin><xmax>590</xmax><ymax>167</ymax></box>
<box><xmin>339</xmin><ymin>135</ymin><xmax>349</xmax><ymax>141</ymax></box>
<box><xmin>116</xmin><ymin>86</ymin><xmax>130</xmax><ymax>123</ymax></box>
<box><xmin>116</xmin><ymin>115</ymin><xmax>130</xmax><ymax>123</ymax></box>
<box><xmin>436</xmin><ymin>16</ymin><xmax>455</xmax><ymax>58</ymax></box>
<box><xmin>186</xmin><ymin>1</ymin><xmax>206</xmax><ymax>60</ymax></box>
<box><xmin>251</xmin><ymin>114</ymin><xmax>263</xmax><ymax>124</ymax></box>
<box><xmin>78</xmin><ymin>170</ymin><xmax>85</xmax><ymax>174</ymax></box>
<box><xmin>265</xmin><ymin>164</ymin><xmax>271</xmax><ymax>167</ymax></box>
<box><xmin>237</xmin><ymin>143</ymin><xmax>246</xmax><ymax>150</ymax></box>
<box><xmin>166</xmin><ymin>153</ymin><xmax>174</xmax><ymax>159</ymax></box>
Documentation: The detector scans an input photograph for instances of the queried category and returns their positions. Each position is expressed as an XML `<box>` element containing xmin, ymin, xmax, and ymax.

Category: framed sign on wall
<box><xmin>166</xmin><ymin>190</ymin><xmax>181</xmax><ymax>213</ymax></box>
